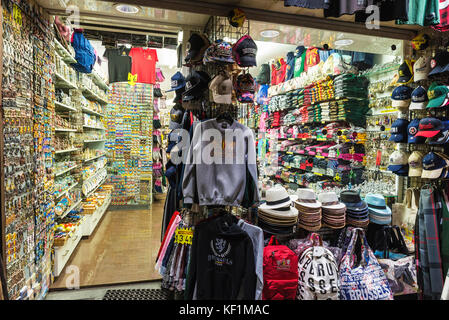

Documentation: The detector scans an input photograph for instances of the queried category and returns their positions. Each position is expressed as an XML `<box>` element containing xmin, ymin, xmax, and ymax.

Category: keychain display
<box><xmin>106</xmin><ymin>83</ymin><xmax>153</xmax><ymax>205</ymax></box>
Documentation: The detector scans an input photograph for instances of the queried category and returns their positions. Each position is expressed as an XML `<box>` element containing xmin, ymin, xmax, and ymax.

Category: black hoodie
<box><xmin>185</xmin><ymin>214</ymin><xmax>256</xmax><ymax>300</ymax></box>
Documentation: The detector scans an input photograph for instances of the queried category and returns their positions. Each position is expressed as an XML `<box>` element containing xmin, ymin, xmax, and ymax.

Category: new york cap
<box><xmin>166</xmin><ymin>72</ymin><xmax>186</xmax><ymax>92</ymax></box>
<box><xmin>391</xmin><ymin>85</ymin><xmax>413</xmax><ymax>109</ymax></box>
<box><xmin>410</xmin><ymin>86</ymin><xmax>428</xmax><ymax>110</ymax></box>
<box><xmin>389</xmin><ymin>118</ymin><xmax>409</xmax><ymax>143</ymax></box>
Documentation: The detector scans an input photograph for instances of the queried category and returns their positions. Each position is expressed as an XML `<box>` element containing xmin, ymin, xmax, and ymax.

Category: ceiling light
<box><xmin>260</xmin><ymin>29</ymin><xmax>280</xmax><ymax>38</ymax></box>
<box><xmin>114</xmin><ymin>3</ymin><xmax>141</xmax><ymax>14</ymax></box>
<box><xmin>334</xmin><ymin>39</ymin><xmax>353</xmax><ymax>46</ymax></box>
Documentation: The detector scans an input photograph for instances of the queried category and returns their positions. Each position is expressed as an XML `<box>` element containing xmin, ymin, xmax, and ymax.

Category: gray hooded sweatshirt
<box><xmin>182</xmin><ymin>119</ymin><xmax>260</xmax><ymax>207</ymax></box>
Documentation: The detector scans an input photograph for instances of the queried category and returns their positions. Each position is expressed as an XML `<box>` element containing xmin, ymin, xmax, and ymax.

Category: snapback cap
<box><xmin>414</xmin><ymin>56</ymin><xmax>431</xmax><ymax>82</ymax></box>
<box><xmin>397</xmin><ymin>60</ymin><xmax>414</xmax><ymax>84</ymax></box>
<box><xmin>415</xmin><ymin>118</ymin><xmax>446</xmax><ymax>138</ymax></box>
<box><xmin>427</xmin><ymin>82</ymin><xmax>449</xmax><ymax>109</ymax></box>
<box><xmin>429</xmin><ymin>50</ymin><xmax>449</xmax><ymax>76</ymax></box>
<box><xmin>391</xmin><ymin>85</ymin><xmax>413</xmax><ymax>109</ymax></box>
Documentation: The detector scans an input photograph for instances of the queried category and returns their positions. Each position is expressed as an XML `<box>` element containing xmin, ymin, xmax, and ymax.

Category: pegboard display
<box><xmin>2</xmin><ymin>0</ymin><xmax>55</xmax><ymax>300</ymax></box>
<box><xmin>105</xmin><ymin>83</ymin><xmax>153</xmax><ymax>206</ymax></box>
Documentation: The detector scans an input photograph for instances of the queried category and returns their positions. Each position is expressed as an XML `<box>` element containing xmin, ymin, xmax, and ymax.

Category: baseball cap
<box><xmin>389</xmin><ymin>118</ymin><xmax>409</xmax><ymax>143</ymax></box>
<box><xmin>415</xmin><ymin>118</ymin><xmax>446</xmax><ymax>138</ymax></box>
<box><xmin>414</xmin><ymin>56</ymin><xmax>431</xmax><ymax>82</ymax></box>
<box><xmin>184</xmin><ymin>33</ymin><xmax>210</xmax><ymax>64</ymax></box>
<box><xmin>203</xmin><ymin>40</ymin><xmax>235</xmax><ymax>65</ymax></box>
<box><xmin>182</xmin><ymin>71</ymin><xmax>211</xmax><ymax>102</ymax></box>
<box><xmin>410</xmin><ymin>86</ymin><xmax>428</xmax><ymax>110</ymax></box>
<box><xmin>422</xmin><ymin>152</ymin><xmax>448</xmax><ymax>179</ymax></box>
<box><xmin>407</xmin><ymin>118</ymin><xmax>426</xmax><ymax>144</ymax></box>
<box><xmin>408</xmin><ymin>151</ymin><xmax>424</xmax><ymax>177</ymax></box>
<box><xmin>166</xmin><ymin>72</ymin><xmax>186</xmax><ymax>92</ymax></box>
<box><xmin>397</xmin><ymin>60</ymin><xmax>414</xmax><ymax>84</ymax></box>
<box><xmin>428</xmin><ymin>124</ymin><xmax>449</xmax><ymax>145</ymax></box>
<box><xmin>233</xmin><ymin>35</ymin><xmax>257</xmax><ymax>67</ymax></box>
<box><xmin>391</xmin><ymin>85</ymin><xmax>413</xmax><ymax>109</ymax></box>
<box><xmin>387</xmin><ymin>150</ymin><xmax>410</xmax><ymax>176</ymax></box>
<box><xmin>429</xmin><ymin>50</ymin><xmax>449</xmax><ymax>76</ymax></box>
<box><xmin>209</xmin><ymin>73</ymin><xmax>232</xmax><ymax>104</ymax></box>
<box><xmin>427</xmin><ymin>82</ymin><xmax>449</xmax><ymax>108</ymax></box>
<box><xmin>169</xmin><ymin>104</ymin><xmax>184</xmax><ymax>130</ymax></box>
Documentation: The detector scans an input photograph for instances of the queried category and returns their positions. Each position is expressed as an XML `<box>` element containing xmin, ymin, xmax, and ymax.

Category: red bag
<box><xmin>262</xmin><ymin>236</ymin><xmax>298</xmax><ymax>300</ymax></box>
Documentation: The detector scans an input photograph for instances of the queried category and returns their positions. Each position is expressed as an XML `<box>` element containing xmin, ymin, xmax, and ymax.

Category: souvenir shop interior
<box><xmin>2</xmin><ymin>0</ymin><xmax>449</xmax><ymax>301</ymax></box>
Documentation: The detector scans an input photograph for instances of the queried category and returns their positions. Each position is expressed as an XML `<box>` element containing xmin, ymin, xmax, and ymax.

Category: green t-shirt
<box><xmin>294</xmin><ymin>51</ymin><xmax>307</xmax><ymax>78</ymax></box>
<box><xmin>397</xmin><ymin>0</ymin><xmax>440</xmax><ymax>26</ymax></box>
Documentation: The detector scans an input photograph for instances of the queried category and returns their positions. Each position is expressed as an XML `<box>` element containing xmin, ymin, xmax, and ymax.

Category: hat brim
<box><xmin>392</xmin><ymin>99</ymin><xmax>410</xmax><ymax>108</ymax></box>
<box><xmin>410</xmin><ymin>101</ymin><xmax>427</xmax><ymax>110</ymax></box>
<box><xmin>239</xmin><ymin>55</ymin><xmax>257</xmax><ymax>67</ymax></box>
<box><xmin>427</xmin><ymin>94</ymin><xmax>449</xmax><ymax>108</ymax></box>
<box><xmin>421</xmin><ymin>168</ymin><xmax>444</xmax><ymax>179</ymax></box>
<box><xmin>259</xmin><ymin>195</ymin><xmax>298</xmax><ymax>210</ymax></box>
<box><xmin>344</xmin><ymin>201</ymin><xmax>368</xmax><ymax>211</ymax></box>
<box><xmin>388</xmin><ymin>164</ymin><xmax>408</xmax><ymax>172</ymax></box>
<box><xmin>367</xmin><ymin>206</ymin><xmax>392</xmax><ymax>216</ymax></box>
<box><xmin>166</xmin><ymin>84</ymin><xmax>185</xmax><ymax>92</ymax></box>
<box><xmin>398</xmin><ymin>76</ymin><xmax>413</xmax><ymax>84</ymax></box>
<box><xmin>321</xmin><ymin>203</ymin><xmax>346</xmax><ymax>211</ymax></box>
<box><xmin>415</xmin><ymin>130</ymin><xmax>440</xmax><ymax>138</ymax></box>
<box><xmin>429</xmin><ymin>65</ymin><xmax>445</xmax><ymax>76</ymax></box>
<box><xmin>414</xmin><ymin>73</ymin><xmax>428</xmax><ymax>82</ymax></box>
<box><xmin>428</xmin><ymin>130</ymin><xmax>449</xmax><ymax>144</ymax></box>
<box><xmin>389</xmin><ymin>134</ymin><xmax>405</xmax><ymax>142</ymax></box>
<box><xmin>294</xmin><ymin>200</ymin><xmax>322</xmax><ymax>210</ymax></box>
<box><xmin>258</xmin><ymin>205</ymin><xmax>298</xmax><ymax>219</ymax></box>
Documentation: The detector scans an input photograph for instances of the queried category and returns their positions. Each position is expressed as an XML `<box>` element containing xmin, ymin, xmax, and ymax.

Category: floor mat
<box><xmin>102</xmin><ymin>288</ymin><xmax>172</xmax><ymax>300</ymax></box>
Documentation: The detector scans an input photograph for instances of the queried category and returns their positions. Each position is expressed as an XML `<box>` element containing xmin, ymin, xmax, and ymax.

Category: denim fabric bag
<box><xmin>339</xmin><ymin>228</ymin><xmax>393</xmax><ymax>300</ymax></box>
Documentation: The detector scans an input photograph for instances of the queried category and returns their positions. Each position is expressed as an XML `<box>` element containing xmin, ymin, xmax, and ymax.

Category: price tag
<box><xmin>314</xmin><ymin>172</ymin><xmax>323</xmax><ymax>176</ymax></box>
<box><xmin>286</xmin><ymin>152</ymin><xmax>293</xmax><ymax>155</ymax></box>
<box><xmin>175</xmin><ymin>227</ymin><xmax>193</xmax><ymax>245</ymax></box>
<box><xmin>316</xmin><ymin>155</ymin><xmax>325</xmax><ymax>159</ymax></box>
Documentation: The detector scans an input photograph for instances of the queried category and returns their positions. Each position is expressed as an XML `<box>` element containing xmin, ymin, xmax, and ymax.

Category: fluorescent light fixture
<box><xmin>114</xmin><ymin>3</ymin><xmax>140</xmax><ymax>14</ymax></box>
<box><xmin>334</xmin><ymin>39</ymin><xmax>353</xmax><ymax>46</ymax></box>
<box><xmin>260</xmin><ymin>29</ymin><xmax>280</xmax><ymax>38</ymax></box>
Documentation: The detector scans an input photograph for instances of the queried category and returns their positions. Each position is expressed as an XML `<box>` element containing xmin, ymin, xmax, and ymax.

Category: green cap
<box><xmin>427</xmin><ymin>82</ymin><xmax>449</xmax><ymax>108</ymax></box>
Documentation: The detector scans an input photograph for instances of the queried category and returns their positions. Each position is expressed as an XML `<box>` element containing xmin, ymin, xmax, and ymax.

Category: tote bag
<box><xmin>339</xmin><ymin>228</ymin><xmax>393</xmax><ymax>300</ymax></box>
<box><xmin>393</xmin><ymin>188</ymin><xmax>419</xmax><ymax>245</ymax></box>
<box><xmin>297</xmin><ymin>233</ymin><xmax>340</xmax><ymax>300</ymax></box>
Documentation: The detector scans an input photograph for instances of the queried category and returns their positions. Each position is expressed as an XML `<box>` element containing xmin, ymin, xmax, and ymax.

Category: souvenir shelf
<box><xmin>51</xmin><ymin>36</ymin><xmax>111</xmax><ymax>278</ymax></box>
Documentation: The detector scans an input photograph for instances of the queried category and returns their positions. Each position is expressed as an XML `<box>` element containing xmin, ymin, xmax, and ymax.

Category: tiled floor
<box><xmin>50</xmin><ymin>195</ymin><xmax>166</xmax><ymax>290</ymax></box>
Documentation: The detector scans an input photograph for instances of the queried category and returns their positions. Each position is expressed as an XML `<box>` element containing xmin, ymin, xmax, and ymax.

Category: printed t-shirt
<box><xmin>129</xmin><ymin>47</ymin><xmax>159</xmax><ymax>84</ymax></box>
<box><xmin>103</xmin><ymin>46</ymin><xmax>131</xmax><ymax>83</ymax></box>
<box><xmin>294</xmin><ymin>50</ymin><xmax>307</xmax><ymax>78</ymax></box>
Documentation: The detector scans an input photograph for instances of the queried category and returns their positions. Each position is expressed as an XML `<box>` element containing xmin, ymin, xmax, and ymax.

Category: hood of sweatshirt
<box><xmin>211</xmin><ymin>214</ymin><xmax>248</xmax><ymax>239</ymax></box>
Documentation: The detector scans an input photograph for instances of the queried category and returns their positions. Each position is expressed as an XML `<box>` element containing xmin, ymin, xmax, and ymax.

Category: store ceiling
<box><xmin>38</xmin><ymin>0</ymin><xmax>406</xmax><ymax>55</ymax></box>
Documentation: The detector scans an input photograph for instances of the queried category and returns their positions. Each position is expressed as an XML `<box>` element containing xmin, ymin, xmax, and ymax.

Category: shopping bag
<box><xmin>378</xmin><ymin>256</ymin><xmax>418</xmax><ymax>296</ymax></box>
<box><xmin>393</xmin><ymin>188</ymin><xmax>419</xmax><ymax>245</ymax></box>
<box><xmin>339</xmin><ymin>228</ymin><xmax>393</xmax><ymax>300</ymax></box>
<box><xmin>297</xmin><ymin>233</ymin><xmax>340</xmax><ymax>300</ymax></box>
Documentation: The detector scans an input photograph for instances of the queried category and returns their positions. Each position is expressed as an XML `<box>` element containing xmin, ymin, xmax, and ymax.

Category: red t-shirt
<box><xmin>129</xmin><ymin>48</ymin><xmax>158</xmax><ymax>84</ymax></box>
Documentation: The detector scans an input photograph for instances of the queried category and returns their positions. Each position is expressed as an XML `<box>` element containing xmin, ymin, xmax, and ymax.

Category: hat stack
<box><xmin>258</xmin><ymin>185</ymin><xmax>299</xmax><ymax>235</ymax></box>
<box><xmin>365</xmin><ymin>193</ymin><xmax>392</xmax><ymax>225</ymax></box>
<box><xmin>294</xmin><ymin>189</ymin><xmax>322</xmax><ymax>231</ymax></box>
<box><xmin>340</xmin><ymin>190</ymin><xmax>369</xmax><ymax>228</ymax></box>
<box><xmin>318</xmin><ymin>192</ymin><xmax>346</xmax><ymax>229</ymax></box>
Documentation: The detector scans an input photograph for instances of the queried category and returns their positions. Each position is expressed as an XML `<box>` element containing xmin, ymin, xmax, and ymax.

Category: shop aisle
<box><xmin>51</xmin><ymin>197</ymin><xmax>165</xmax><ymax>289</ymax></box>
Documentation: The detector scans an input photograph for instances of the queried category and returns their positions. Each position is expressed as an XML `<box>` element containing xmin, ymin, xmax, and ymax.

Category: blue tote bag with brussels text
<box><xmin>339</xmin><ymin>228</ymin><xmax>393</xmax><ymax>300</ymax></box>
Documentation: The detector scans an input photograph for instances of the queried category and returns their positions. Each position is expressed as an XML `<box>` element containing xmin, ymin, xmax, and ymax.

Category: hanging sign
<box><xmin>174</xmin><ymin>227</ymin><xmax>193</xmax><ymax>245</ymax></box>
